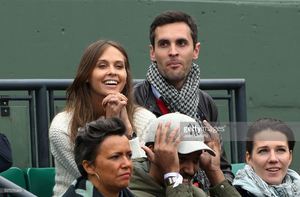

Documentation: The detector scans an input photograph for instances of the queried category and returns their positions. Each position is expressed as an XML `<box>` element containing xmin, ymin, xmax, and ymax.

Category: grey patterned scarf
<box><xmin>233</xmin><ymin>164</ymin><xmax>300</xmax><ymax>197</ymax></box>
<box><xmin>146</xmin><ymin>62</ymin><xmax>201</xmax><ymax>119</ymax></box>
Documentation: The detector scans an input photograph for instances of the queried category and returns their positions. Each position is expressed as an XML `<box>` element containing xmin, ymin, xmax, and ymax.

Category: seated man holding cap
<box><xmin>129</xmin><ymin>113</ymin><xmax>240</xmax><ymax>197</ymax></box>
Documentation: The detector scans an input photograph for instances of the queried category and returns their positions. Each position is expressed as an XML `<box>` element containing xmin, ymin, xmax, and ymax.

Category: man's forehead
<box><xmin>154</xmin><ymin>22</ymin><xmax>192</xmax><ymax>41</ymax></box>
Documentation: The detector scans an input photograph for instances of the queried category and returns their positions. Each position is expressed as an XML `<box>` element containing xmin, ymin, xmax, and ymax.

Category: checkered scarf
<box><xmin>146</xmin><ymin>62</ymin><xmax>201</xmax><ymax>119</ymax></box>
<box><xmin>146</xmin><ymin>62</ymin><xmax>212</xmax><ymax>192</ymax></box>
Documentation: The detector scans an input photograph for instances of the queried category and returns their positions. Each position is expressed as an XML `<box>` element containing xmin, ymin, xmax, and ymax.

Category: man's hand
<box><xmin>142</xmin><ymin>122</ymin><xmax>180</xmax><ymax>174</ymax></box>
<box><xmin>199</xmin><ymin>120</ymin><xmax>221</xmax><ymax>171</ymax></box>
<box><xmin>199</xmin><ymin>120</ymin><xmax>225</xmax><ymax>186</ymax></box>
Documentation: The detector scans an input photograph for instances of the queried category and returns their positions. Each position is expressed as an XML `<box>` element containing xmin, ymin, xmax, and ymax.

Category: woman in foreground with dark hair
<box><xmin>63</xmin><ymin>117</ymin><xmax>134</xmax><ymax>197</ymax></box>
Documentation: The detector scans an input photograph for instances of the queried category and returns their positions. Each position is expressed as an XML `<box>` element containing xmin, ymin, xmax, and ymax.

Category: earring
<box><xmin>95</xmin><ymin>172</ymin><xmax>100</xmax><ymax>181</ymax></box>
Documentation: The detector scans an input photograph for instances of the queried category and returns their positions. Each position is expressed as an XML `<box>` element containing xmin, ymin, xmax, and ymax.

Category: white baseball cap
<box><xmin>144</xmin><ymin>113</ymin><xmax>215</xmax><ymax>156</ymax></box>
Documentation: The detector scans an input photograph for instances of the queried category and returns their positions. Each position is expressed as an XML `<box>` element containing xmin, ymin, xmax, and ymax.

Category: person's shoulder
<box><xmin>122</xmin><ymin>188</ymin><xmax>135</xmax><ymax>197</ymax></box>
<box><xmin>199</xmin><ymin>89</ymin><xmax>214</xmax><ymax>103</ymax></box>
<box><xmin>49</xmin><ymin>111</ymin><xmax>72</xmax><ymax>133</ymax></box>
<box><xmin>134</xmin><ymin>79</ymin><xmax>150</xmax><ymax>90</ymax></box>
<box><xmin>198</xmin><ymin>89</ymin><xmax>218</xmax><ymax>111</ymax></box>
<box><xmin>209</xmin><ymin>180</ymin><xmax>242</xmax><ymax>197</ymax></box>
<box><xmin>133</xmin><ymin>80</ymin><xmax>151</xmax><ymax>99</ymax></box>
<box><xmin>234</xmin><ymin>185</ymin><xmax>256</xmax><ymax>197</ymax></box>
<box><xmin>52</xmin><ymin>110</ymin><xmax>71</xmax><ymax>119</ymax></box>
<box><xmin>51</xmin><ymin>111</ymin><xmax>72</xmax><ymax>124</ymax></box>
<box><xmin>197</xmin><ymin>89</ymin><xmax>218</xmax><ymax>122</ymax></box>
<box><xmin>132</xmin><ymin>157</ymin><xmax>149</xmax><ymax>173</ymax></box>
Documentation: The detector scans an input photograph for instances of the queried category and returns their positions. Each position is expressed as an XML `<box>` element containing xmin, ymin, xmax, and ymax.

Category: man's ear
<box><xmin>193</xmin><ymin>42</ymin><xmax>201</xmax><ymax>60</ymax></box>
<box><xmin>82</xmin><ymin>160</ymin><xmax>96</xmax><ymax>175</ymax></box>
<box><xmin>150</xmin><ymin>45</ymin><xmax>156</xmax><ymax>62</ymax></box>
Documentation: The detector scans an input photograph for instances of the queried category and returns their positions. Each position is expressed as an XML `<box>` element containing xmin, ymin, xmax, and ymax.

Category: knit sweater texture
<box><xmin>49</xmin><ymin>107</ymin><xmax>156</xmax><ymax>197</ymax></box>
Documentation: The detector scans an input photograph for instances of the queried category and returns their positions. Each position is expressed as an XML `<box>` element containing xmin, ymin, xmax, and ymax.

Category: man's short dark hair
<box><xmin>150</xmin><ymin>10</ymin><xmax>198</xmax><ymax>48</ymax></box>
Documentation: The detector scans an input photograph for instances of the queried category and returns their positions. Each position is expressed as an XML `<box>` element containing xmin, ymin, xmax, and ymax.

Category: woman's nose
<box><xmin>121</xmin><ymin>157</ymin><xmax>132</xmax><ymax>168</ymax></box>
<box><xmin>107</xmin><ymin>64</ymin><xmax>117</xmax><ymax>75</ymax></box>
<box><xmin>268</xmin><ymin>150</ymin><xmax>279</xmax><ymax>162</ymax></box>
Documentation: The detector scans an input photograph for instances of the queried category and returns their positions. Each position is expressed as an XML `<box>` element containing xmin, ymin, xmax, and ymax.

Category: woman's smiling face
<box><xmin>246</xmin><ymin>129</ymin><xmax>292</xmax><ymax>185</ymax></box>
<box><xmin>88</xmin><ymin>45</ymin><xmax>127</xmax><ymax>98</ymax></box>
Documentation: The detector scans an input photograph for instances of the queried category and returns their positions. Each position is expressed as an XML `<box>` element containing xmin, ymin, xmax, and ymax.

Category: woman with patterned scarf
<box><xmin>233</xmin><ymin>118</ymin><xmax>300</xmax><ymax>197</ymax></box>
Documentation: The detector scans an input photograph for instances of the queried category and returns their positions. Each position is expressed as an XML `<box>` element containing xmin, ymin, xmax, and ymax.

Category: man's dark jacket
<box><xmin>133</xmin><ymin>80</ymin><xmax>234</xmax><ymax>183</ymax></box>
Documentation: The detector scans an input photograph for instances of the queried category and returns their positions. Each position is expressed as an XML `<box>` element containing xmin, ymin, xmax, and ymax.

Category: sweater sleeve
<box><xmin>49</xmin><ymin>112</ymin><xmax>80</xmax><ymax>178</ymax></box>
<box><xmin>133</xmin><ymin>107</ymin><xmax>157</xmax><ymax>144</ymax></box>
<box><xmin>131</xmin><ymin>107</ymin><xmax>157</xmax><ymax>158</ymax></box>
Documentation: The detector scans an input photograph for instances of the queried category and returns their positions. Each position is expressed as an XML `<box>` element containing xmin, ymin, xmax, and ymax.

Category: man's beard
<box><xmin>181</xmin><ymin>173</ymin><xmax>194</xmax><ymax>184</ymax></box>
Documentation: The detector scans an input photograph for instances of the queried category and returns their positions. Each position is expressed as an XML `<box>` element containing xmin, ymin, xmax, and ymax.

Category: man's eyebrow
<box><xmin>276</xmin><ymin>145</ymin><xmax>288</xmax><ymax>149</ymax></box>
<box><xmin>176</xmin><ymin>38</ymin><xmax>188</xmax><ymax>41</ymax></box>
<box><xmin>157</xmin><ymin>39</ymin><xmax>169</xmax><ymax>43</ymax></box>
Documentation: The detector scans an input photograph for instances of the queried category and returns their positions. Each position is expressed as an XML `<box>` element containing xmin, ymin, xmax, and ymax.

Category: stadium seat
<box><xmin>232</xmin><ymin>163</ymin><xmax>245</xmax><ymax>175</ymax></box>
<box><xmin>0</xmin><ymin>167</ymin><xmax>27</xmax><ymax>189</ymax></box>
<box><xmin>25</xmin><ymin>167</ymin><xmax>55</xmax><ymax>197</ymax></box>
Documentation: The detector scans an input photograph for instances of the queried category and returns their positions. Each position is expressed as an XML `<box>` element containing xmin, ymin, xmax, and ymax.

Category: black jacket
<box><xmin>133</xmin><ymin>80</ymin><xmax>234</xmax><ymax>183</ymax></box>
<box><xmin>235</xmin><ymin>186</ymin><xmax>256</xmax><ymax>197</ymax></box>
<box><xmin>62</xmin><ymin>176</ymin><xmax>134</xmax><ymax>197</ymax></box>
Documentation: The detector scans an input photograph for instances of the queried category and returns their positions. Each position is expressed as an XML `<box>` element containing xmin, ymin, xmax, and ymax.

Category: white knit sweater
<box><xmin>49</xmin><ymin>107</ymin><xmax>156</xmax><ymax>197</ymax></box>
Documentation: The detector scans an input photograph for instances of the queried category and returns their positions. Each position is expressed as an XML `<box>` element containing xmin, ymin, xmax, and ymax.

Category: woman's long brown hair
<box><xmin>66</xmin><ymin>40</ymin><xmax>135</xmax><ymax>143</ymax></box>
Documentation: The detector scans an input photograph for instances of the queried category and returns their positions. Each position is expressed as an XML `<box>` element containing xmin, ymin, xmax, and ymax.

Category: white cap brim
<box><xmin>178</xmin><ymin>141</ymin><xmax>216</xmax><ymax>156</ymax></box>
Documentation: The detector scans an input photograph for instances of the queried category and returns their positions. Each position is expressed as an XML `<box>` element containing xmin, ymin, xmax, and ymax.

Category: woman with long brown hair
<box><xmin>49</xmin><ymin>40</ymin><xmax>156</xmax><ymax>196</ymax></box>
